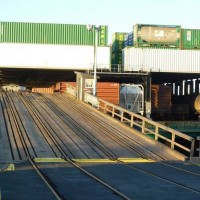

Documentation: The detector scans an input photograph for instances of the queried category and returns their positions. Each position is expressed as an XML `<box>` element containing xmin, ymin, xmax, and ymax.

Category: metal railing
<box><xmin>66</xmin><ymin>85</ymin><xmax>77</xmax><ymax>97</ymax></box>
<box><xmin>98</xmin><ymin>99</ymin><xmax>195</xmax><ymax>158</ymax></box>
<box><xmin>65</xmin><ymin>86</ymin><xmax>195</xmax><ymax>158</ymax></box>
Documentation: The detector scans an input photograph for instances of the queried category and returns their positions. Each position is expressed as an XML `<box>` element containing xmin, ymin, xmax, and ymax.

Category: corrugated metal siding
<box><xmin>111</xmin><ymin>51</ymin><xmax>122</xmax><ymax>64</ymax></box>
<box><xmin>112</xmin><ymin>32</ymin><xmax>127</xmax><ymax>52</ymax></box>
<box><xmin>32</xmin><ymin>88</ymin><xmax>54</xmax><ymax>94</ymax></box>
<box><xmin>62</xmin><ymin>82</ymin><xmax>119</xmax><ymax>105</ymax></box>
<box><xmin>0</xmin><ymin>22</ymin><xmax>108</xmax><ymax>46</ymax></box>
<box><xmin>97</xmin><ymin>82</ymin><xmax>119</xmax><ymax>105</ymax></box>
<box><xmin>124</xmin><ymin>32</ymin><xmax>134</xmax><ymax>47</ymax></box>
<box><xmin>181</xmin><ymin>29</ymin><xmax>200</xmax><ymax>49</ymax></box>
<box><xmin>0</xmin><ymin>43</ymin><xmax>111</xmax><ymax>70</ymax></box>
<box><xmin>123</xmin><ymin>47</ymin><xmax>200</xmax><ymax>73</ymax></box>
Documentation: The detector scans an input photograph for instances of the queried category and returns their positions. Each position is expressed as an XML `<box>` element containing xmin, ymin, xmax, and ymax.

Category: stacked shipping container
<box><xmin>134</xmin><ymin>24</ymin><xmax>181</xmax><ymax>48</ymax></box>
<box><xmin>122</xmin><ymin>47</ymin><xmax>200</xmax><ymax>73</ymax></box>
<box><xmin>181</xmin><ymin>29</ymin><xmax>200</xmax><ymax>49</ymax></box>
<box><xmin>124</xmin><ymin>32</ymin><xmax>134</xmax><ymax>47</ymax></box>
<box><xmin>0</xmin><ymin>21</ymin><xmax>111</xmax><ymax>70</ymax></box>
<box><xmin>112</xmin><ymin>24</ymin><xmax>200</xmax><ymax>66</ymax></box>
<box><xmin>0</xmin><ymin>22</ymin><xmax>108</xmax><ymax>46</ymax></box>
<box><xmin>0</xmin><ymin>43</ymin><xmax>111</xmax><ymax>70</ymax></box>
<box><xmin>111</xmin><ymin>32</ymin><xmax>127</xmax><ymax>69</ymax></box>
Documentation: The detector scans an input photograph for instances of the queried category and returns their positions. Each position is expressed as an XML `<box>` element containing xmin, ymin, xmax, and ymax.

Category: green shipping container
<box><xmin>112</xmin><ymin>32</ymin><xmax>127</xmax><ymax>52</ymax></box>
<box><xmin>181</xmin><ymin>29</ymin><xmax>200</xmax><ymax>49</ymax></box>
<box><xmin>111</xmin><ymin>51</ymin><xmax>122</xmax><ymax>64</ymax></box>
<box><xmin>0</xmin><ymin>22</ymin><xmax>108</xmax><ymax>46</ymax></box>
<box><xmin>134</xmin><ymin>24</ymin><xmax>181</xmax><ymax>48</ymax></box>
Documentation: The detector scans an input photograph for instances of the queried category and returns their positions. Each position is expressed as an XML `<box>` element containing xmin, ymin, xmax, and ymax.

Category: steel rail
<box><xmin>117</xmin><ymin>160</ymin><xmax>200</xmax><ymax>195</ymax></box>
<box><xmin>36</xmin><ymin>93</ymin><xmax>118</xmax><ymax>159</ymax></box>
<box><xmin>18</xmin><ymin>92</ymin><xmax>133</xmax><ymax>200</ymax></box>
<box><xmin>52</xmin><ymin>93</ymin><xmax>165</xmax><ymax>161</ymax></box>
<box><xmin>3</xmin><ymin>92</ymin><xmax>63</xmax><ymax>200</ymax></box>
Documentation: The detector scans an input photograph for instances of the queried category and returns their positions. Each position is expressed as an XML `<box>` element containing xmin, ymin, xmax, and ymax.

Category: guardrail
<box><xmin>66</xmin><ymin>85</ymin><xmax>76</xmax><ymax>97</ymax></box>
<box><xmin>84</xmin><ymin>93</ymin><xmax>99</xmax><ymax>108</ymax></box>
<box><xmin>196</xmin><ymin>136</ymin><xmax>200</xmax><ymax>157</ymax></box>
<box><xmin>65</xmin><ymin>86</ymin><xmax>195</xmax><ymax>158</ymax></box>
<box><xmin>98</xmin><ymin>99</ymin><xmax>195</xmax><ymax>158</ymax></box>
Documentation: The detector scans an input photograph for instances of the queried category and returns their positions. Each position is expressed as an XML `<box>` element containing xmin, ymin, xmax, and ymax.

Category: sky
<box><xmin>0</xmin><ymin>0</ymin><xmax>200</xmax><ymax>43</ymax></box>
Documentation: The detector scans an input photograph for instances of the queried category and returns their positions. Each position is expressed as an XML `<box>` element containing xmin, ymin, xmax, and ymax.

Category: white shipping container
<box><xmin>0</xmin><ymin>43</ymin><xmax>110</xmax><ymax>70</ymax></box>
<box><xmin>123</xmin><ymin>48</ymin><xmax>200</xmax><ymax>73</ymax></box>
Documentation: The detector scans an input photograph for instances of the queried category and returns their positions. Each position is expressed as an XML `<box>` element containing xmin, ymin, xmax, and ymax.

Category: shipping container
<box><xmin>0</xmin><ymin>22</ymin><xmax>108</xmax><ymax>46</ymax></box>
<box><xmin>112</xmin><ymin>32</ymin><xmax>127</xmax><ymax>52</ymax></box>
<box><xmin>151</xmin><ymin>85</ymin><xmax>172</xmax><ymax>114</ymax></box>
<box><xmin>62</xmin><ymin>82</ymin><xmax>119</xmax><ymax>105</ymax></box>
<box><xmin>111</xmin><ymin>51</ymin><xmax>122</xmax><ymax>64</ymax></box>
<box><xmin>181</xmin><ymin>28</ymin><xmax>200</xmax><ymax>49</ymax></box>
<box><xmin>134</xmin><ymin>24</ymin><xmax>181</xmax><ymax>48</ymax></box>
<box><xmin>124</xmin><ymin>32</ymin><xmax>134</xmax><ymax>47</ymax></box>
<box><xmin>0</xmin><ymin>43</ymin><xmax>111</xmax><ymax>70</ymax></box>
<box><xmin>123</xmin><ymin>47</ymin><xmax>200</xmax><ymax>73</ymax></box>
<box><xmin>97</xmin><ymin>82</ymin><xmax>119</xmax><ymax>105</ymax></box>
<box><xmin>32</xmin><ymin>87</ymin><xmax>54</xmax><ymax>94</ymax></box>
<box><xmin>124</xmin><ymin>34</ymin><xmax>129</xmax><ymax>47</ymax></box>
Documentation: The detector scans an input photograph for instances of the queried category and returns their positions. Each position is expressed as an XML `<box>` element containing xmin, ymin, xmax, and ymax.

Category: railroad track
<box><xmin>42</xmin><ymin>92</ymin><xmax>166</xmax><ymax>161</ymax></box>
<box><xmin>1</xmin><ymin>91</ymin><xmax>200</xmax><ymax>199</ymax></box>
<box><xmin>1</xmin><ymin>91</ymin><xmax>133</xmax><ymax>200</ymax></box>
<box><xmin>33</xmin><ymin>92</ymin><xmax>200</xmax><ymax>198</ymax></box>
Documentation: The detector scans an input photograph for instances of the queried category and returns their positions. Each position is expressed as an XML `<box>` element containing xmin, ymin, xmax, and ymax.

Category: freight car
<box><xmin>150</xmin><ymin>85</ymin><xmax>200</xmax><ymax>121</ymax></box>
<box><xmin>194</xmin><ymin>95</ymin><xmax>200</xmax><ymax>113</ymax></box>
<box><xmin>171</xmin><ymin>94</ymin><xmax>199</xmax><ymax>120</ymax></box>
<box><xmin>151</xmin><ymin>85</ymin><xmax>172</xmax><ymax>120</ymax></box>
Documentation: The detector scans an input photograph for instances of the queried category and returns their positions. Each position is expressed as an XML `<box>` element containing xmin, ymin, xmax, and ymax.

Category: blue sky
<box><xmin>1</xmin><ymin>0</ymin><xmax>200</xmax><ymax>43</ymax></box>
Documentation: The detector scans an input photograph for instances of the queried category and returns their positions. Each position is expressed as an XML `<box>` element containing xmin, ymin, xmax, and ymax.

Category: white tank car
<box><xmin>2</xmin><ymin>84</ymin><xmax>26</xmax><ymax>92</ymax></box>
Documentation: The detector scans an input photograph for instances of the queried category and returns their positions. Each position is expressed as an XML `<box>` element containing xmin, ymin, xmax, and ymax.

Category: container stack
<box><xmin>111</xmin><ymin>32</ymin><xmax>127</xmax><ymax>71</ymax></box>
<box><xmin>0</xmin><ymin>21</ymin><xmax>111</xmax><ymax>70</ymax></box>
<box><xmin>120</xmin><ymin>24</ymin><xmax>200</xmax><ymax>73</ymax></box>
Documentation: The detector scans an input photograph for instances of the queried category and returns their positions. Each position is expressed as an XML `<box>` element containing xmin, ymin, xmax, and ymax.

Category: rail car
<box><xmin>151</xmin><ymin>86</ymin><xmax>200</xmax><ymax>121</ymax></box>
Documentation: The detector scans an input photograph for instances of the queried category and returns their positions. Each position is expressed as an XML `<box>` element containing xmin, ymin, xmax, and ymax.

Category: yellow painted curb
<box><xmin>72</xmin><ymin>159</ymin><xmax>116</xmax><ymax>163</ymax></box>
<box><xmin>0</xmin><ymin>163</ymin><xmax>15</xmax><ymax>171</ymax></box>
<box><xmin>33</xmin><ymin>158</ymin><xmax>67</xmax><ymax>163</ymax></box>
<box><xmin>117</xmin><ymin>158</ymin><xmax>155</xmax><ymax>163</ymax></box>
<box><xmin>33</xmin><ymin>158</ymin><xmax>155</xmax><ymax>163</ymax></box>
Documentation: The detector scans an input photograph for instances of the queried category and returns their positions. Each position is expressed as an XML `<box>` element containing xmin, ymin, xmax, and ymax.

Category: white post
<box><xmin>93</xmin><ymin>28</ymin><xmax>98</xmax><ymax>96</ymax></box>
<box><xmin>86</xmin><ymin>25</ymin><xmax>100</xmax><ymax>96</ymax></box>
